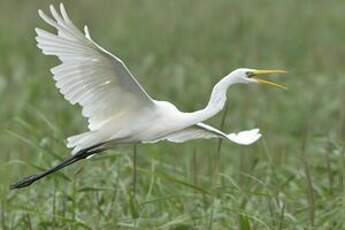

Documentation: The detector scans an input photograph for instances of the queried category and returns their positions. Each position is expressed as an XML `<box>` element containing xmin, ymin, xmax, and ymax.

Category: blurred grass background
<box><xmin>1</xmin><ymin>0</ymin><xmax>345</xmax><ymax>229</ymax></box>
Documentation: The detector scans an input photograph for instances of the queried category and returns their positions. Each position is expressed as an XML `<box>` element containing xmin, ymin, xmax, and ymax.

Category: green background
<box><xmin>1</xmin><ymin>0</ymin><xmax>345</xmax><ymax>229</ymax></box>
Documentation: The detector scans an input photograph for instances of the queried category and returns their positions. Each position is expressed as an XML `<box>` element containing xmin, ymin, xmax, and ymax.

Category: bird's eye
<box><xmin>246</xmin><ymin>71</ymin><xmax>253</xmax><ymax>78</ymax></box>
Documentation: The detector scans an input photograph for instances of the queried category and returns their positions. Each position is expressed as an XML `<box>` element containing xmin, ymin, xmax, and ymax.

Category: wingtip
<box><xmin>59</xmin><ymin>2</ymin><xmax>70</xmax><ymax>22</ymax></box>
<box><xmin>34</xmin><ymin>28</ymin><xmax>41</xmax><ymax>37</ymax></box>
<box><xmin>38</xmin><ymin>8</ymin><xmax>48</xmax><ymax>19</ymax></box>
<box><xmin>84</xmin><ymin>25</ymin><xmax>91</xmax><ymax>39</ymax></box>
<box><xmin>49</xmin><ymin>4</ymin><xmax>57</xmax><ymax>15</ymax></box>
<box><xmin>226</xmin><ymin>128</ymin><xmax>262</xmax><ymax>145</ymax></box>
<box><xmin>253</xmin><ymin>128</ymin><xmax>260</xmax><ymax>133</ymax></box>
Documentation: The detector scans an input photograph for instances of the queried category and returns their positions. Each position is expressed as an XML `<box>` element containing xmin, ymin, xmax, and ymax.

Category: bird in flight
<box><xmin>10</xmin><ymin>3</ymin><xmax>287</xmax><ymax>190</ymax></box>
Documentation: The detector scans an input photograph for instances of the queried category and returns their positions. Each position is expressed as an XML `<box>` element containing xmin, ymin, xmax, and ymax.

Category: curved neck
<box><xmin>185</xmin><ymin>75</ymin><xmax>239</xmax><ymax>123</ymax></box>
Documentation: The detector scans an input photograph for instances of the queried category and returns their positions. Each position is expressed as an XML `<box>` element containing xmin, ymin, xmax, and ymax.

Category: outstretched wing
<box><xmin>36</xmin><ymin>3</ymin><xmax>155</xmax><ymax>131</ymax></box>
<box><xmin>165</xmin><ymin>123</ymin><xmax>262</xmax><ymax>145</ymax></box>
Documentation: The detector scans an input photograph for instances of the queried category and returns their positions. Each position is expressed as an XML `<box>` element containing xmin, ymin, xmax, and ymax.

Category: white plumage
<box><xmin>34</xmin><ymin>3</ymin><xmax>283</xmax><ymax>155</ymax></box>
<box><xmin>11</xmin><ymin>3</ymin><xmax>287</xmax><ymax>190</ymax></box>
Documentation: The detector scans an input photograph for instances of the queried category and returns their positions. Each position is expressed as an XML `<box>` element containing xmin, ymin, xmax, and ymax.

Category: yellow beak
<box><xmin>251</xmin><ymin>69</ymin><xmax>288</xmax><ymax>89</ymax></box>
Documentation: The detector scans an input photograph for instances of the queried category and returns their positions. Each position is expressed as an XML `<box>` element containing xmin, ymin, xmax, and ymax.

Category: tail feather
<box><xmin>67</xmin><ymin>131</ymin><xmax>108</xmax><ymax>155</ymax></box>
<box><xmin>10</xmin><ymin>143</ymin><xmax>105</xmax><ymax>190</ymax></box>
<box><xmin>66</xmin><ymin>132</ymin><xmax>91</xmax><ymax>148</ymax></box>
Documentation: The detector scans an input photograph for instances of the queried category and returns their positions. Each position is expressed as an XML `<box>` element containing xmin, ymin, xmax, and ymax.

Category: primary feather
<box><xmin>36</xmin><ymin>3</ymin><xmax>154</xmax><ymax>131</ymax></box>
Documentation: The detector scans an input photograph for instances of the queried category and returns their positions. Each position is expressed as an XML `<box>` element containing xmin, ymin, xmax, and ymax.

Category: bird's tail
<box><xmin>10</xmin><ymin>143</ymin><xmax>106</xmax><ymax>190</ymax></box>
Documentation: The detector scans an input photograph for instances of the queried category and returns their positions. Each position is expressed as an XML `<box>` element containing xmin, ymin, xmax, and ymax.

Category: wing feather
<box><xmin>165</xmin><ymin>123</ymin><xmax>262</xmax><ymax>145</ymax></box>
<box><xmin>36</xmin><ymin>3</ymin><xmax>154</xmax><ymax>131</ymax></box>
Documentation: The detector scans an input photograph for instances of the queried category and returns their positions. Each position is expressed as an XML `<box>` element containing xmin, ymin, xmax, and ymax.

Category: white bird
<box><xmin>10</xmin><ymin>3</ymin><xmax>287</xmax><ymax>189</ymax></box>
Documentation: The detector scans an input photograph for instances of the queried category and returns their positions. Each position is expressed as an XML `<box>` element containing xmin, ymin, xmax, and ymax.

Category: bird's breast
<box><xmin>133</xmin><ymin>107</ymin><xmax>188</xmax><ymax>142</ymax></box>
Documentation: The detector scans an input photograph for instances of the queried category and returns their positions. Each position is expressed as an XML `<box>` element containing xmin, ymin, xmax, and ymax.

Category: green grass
<box><xmin>1</xmin><ymin>0</ymin><xmax>345</xmax><ymax>229</ymax></box>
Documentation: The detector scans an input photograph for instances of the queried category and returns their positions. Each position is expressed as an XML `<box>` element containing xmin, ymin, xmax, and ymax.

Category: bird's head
<box><xmin>228</xmin><ymin>68</ymin><xmax>287</xmax><ymax>89</ymax></box>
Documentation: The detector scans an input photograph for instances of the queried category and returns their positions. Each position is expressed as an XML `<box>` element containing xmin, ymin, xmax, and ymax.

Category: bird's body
<box><xmin>69</xmin><ymin>100</ymin><xmax>185</xmax><ymax>147</ymax></box>
<box><xmin>10</xmin><ymin>3</ymin><xmax>287</xmax><ymax>189</ymax></box>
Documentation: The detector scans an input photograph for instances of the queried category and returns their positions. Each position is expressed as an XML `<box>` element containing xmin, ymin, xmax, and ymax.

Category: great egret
<box><xmin>10</xmin><ymin>3</ymin><xmax>287</xmax><ymax>190</ymax></box>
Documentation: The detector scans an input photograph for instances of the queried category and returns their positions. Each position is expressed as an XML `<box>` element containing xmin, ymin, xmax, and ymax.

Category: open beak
<box><xmin>250</xmin><ymin>69</ymin><xmax>288</xmax><ymax>89</ymax></box>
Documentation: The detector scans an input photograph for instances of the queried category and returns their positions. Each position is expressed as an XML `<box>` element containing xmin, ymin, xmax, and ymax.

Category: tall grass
<box><xmin>1</xmin><ymin>0</ymin><xmax>345</xmax><ymax>228</ymax></box>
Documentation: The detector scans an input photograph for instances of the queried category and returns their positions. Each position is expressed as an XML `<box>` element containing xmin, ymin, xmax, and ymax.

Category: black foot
<box><xmin>10</xmin><ymin>175</ymin><xmax>38</xmax><ymax>190</ymax></box>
